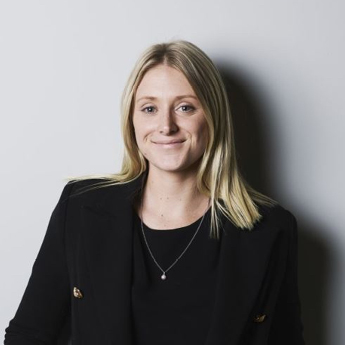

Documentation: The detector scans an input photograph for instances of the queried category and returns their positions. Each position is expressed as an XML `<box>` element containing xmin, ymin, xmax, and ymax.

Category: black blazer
<box><xmin>4</xmin><ymin>175</ymin><xmax>305</xmax><ymax>345</ymax></box>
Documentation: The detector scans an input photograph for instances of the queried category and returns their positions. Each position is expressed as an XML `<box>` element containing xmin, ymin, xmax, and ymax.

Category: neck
<box><xmin>139</xmin><ymin>167</ymin><xmax>210</xmax><ymax>221</ymax></box>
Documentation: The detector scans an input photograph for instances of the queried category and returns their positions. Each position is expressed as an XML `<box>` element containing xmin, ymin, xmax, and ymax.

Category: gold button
<box><xmin>73</xmin><ymin>287</ymin><xmax>83</xmax><ymax>299</ymax></box>
<box><xmin>253</xmin><ymin>314</ymin><xmax>267</xmax><ymax>323</ymax></box>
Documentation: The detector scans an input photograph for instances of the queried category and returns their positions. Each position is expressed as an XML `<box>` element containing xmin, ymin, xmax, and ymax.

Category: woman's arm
<box><xmin>267</xmin><ymin>212</ymin><xmax>306</xmax><ymax>345</ymax></box>
<box><xmin>4</xmin><ymin>182</ymin><xmax>75</xmax><ymax>344</ymax></box>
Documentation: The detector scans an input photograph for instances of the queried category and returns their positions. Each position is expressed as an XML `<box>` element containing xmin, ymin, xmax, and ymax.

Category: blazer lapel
<box><xmin>80</xmin><ymin>175</ymin><xmax>145</xmax><ymax>345</ymax></box>
<box><xmin>205</xmin><ymin>214</ymin><xmax>284</xmax><ymax>344</ymax></box>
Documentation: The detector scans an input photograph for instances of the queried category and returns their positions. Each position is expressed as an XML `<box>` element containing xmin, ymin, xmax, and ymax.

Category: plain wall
<box><xmin>1</xmin><ymin>1</ymin><xmax>344</xmax><ymax>344</ymax></box>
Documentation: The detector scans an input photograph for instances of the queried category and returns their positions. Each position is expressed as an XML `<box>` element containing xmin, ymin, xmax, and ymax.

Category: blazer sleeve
<box><xmin>4</xmin><ymin>181</ymin><xmax>75</xmax><ymax>345</ymax></box>
<box><xmin>267</xmin><ymin>212</ymin><xmax>306</xmax><ymax>345</ymax></box>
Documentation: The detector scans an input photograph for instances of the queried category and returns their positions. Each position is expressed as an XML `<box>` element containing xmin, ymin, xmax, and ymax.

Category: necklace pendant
<box><xmin>161</xmin><ymin>273</ymin><xmax>167</xmax><ymax>280</ymax></box>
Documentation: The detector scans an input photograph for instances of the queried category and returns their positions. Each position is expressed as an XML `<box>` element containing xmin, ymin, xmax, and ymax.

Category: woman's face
<box><xmin>132</xmin><ymin>64</ymin><xmax>208</xmax><ymax>175</ymax></box>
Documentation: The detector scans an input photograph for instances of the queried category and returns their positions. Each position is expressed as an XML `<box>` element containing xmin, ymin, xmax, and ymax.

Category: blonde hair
<box><xmin>66</xmin><ymin>39</ymin><xmax>278</xmax><ymax>239</ymax></box>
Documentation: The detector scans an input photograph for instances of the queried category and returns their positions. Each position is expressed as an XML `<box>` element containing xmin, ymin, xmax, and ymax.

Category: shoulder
<box><xmin>258</xmin><ymin>203</ymin><xmax>297</xmax><ymax>228</ymax></box>
<box><xmin>57</xmin><ymin>178</ymin><xmax>106</xmax><ymax>204</ymax></box>
<box><xmin>250</xmin><ymin>202</ymin><xmax>298</xmax><ymax>241</ymax></box>
<box><xmin>57</xmin><ymin>175</ymin><xmax>145</xmax><ymax>208</ymax></box>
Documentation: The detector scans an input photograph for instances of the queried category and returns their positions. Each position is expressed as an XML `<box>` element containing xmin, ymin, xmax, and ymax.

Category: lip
<box><xmin>153</xmin><ymin>140</ymin><xmax>185</xmax><ymax>145</ymax></box>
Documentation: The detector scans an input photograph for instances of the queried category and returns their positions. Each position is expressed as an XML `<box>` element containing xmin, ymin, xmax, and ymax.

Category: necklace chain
<box><xmin>139</xmin><ymin>195</ymin><xmax>210</xmax><ymax>280</ymax></box>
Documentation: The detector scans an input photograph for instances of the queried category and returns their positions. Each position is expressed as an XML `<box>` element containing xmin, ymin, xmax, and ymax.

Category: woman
<box><xmin>4</xmin><ymin>40</ymin><xmax>305</xmax><ymax>344</ymax></box>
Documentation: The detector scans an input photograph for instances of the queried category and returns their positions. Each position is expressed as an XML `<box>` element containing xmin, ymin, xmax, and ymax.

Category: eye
<box><xmin>142</xmin><ymin>106</ymin><xmax>156</xmax><ymax>113</ymax></box>
<box><xmin>179</xmin><ymin>104</ymin><xmax>195</xmax><ymax>112</ymax></box>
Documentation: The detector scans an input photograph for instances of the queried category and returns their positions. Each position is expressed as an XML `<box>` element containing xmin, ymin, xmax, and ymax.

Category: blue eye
<box><xmin>142</xmin><ymin>106</ymin><xmax>155</xmax><ymax>113</ymax></box>
<box><xmin>180</xmin><ymin>105</ymin><xmax>194</xmax><ymax>112</ymax></box>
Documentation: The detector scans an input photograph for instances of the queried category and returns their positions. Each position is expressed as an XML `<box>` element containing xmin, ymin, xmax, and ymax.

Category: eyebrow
<box><xmin>136</xmin><ymin>95</ymin><xmax>198</xmax><ymax>103</ymax></box>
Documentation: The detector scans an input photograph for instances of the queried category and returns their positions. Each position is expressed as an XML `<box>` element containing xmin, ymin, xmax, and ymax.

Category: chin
<box><xmin>149</xmin><ymin>161</ymin><xmax>186</xmax><ymax>172</ymax></box>
<box><xmin>147</xmin><ymin>155</ymin><xmax>202</xmax><ymax>173</ymax></box>
<box><xmin>150</xmin><ymin>160</ymin><xmax>202</xmax><ymax>174</ymax></box>
<box><xmin>155</xmin><ymin>165</ymin><xmax>186</xmax><ymax>172</ymax></box>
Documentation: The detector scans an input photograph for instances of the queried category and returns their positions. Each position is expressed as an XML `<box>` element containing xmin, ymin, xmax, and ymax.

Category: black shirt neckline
<box><xmin>133</xmin><ymin>206</ymin><xmax>211</xmax><ymax>233</ymax></box>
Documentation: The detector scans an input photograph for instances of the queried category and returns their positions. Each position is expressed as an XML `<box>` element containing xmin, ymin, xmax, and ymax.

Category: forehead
<box><xmin>135</xmin><ymin>65</ymin><xmax>196</xmax><ymax>99</ymax></box>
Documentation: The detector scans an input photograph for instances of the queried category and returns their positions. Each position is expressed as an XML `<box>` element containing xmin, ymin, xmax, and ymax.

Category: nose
<box><xmin>158</xmin><ymin>108</ymin><xmax>178</xmax><ymax>135</ymax></box>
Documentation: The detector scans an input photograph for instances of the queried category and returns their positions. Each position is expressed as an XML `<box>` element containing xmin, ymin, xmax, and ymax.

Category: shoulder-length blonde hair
<box><xmin>66</xmin><ymin>39</ymin><xmax>278</xmax><ymax>239</ymax></box>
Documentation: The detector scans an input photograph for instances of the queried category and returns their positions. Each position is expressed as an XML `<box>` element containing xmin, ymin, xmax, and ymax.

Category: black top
<box><xmin>131</xmin><ymin>206</ymin><xmax>222</xmax><ymax>345</ymax></box>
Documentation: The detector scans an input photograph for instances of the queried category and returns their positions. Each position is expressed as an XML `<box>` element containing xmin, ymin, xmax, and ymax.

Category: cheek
<box><xmin>196</xmin><ymin>121</ymin><xmax>209</xmax><ymax>144</ymax></box>
<box><xmin>132</xmin><ymin>117</ymin><xmax>144</xmax><ymax>141</ymax></box>
<box><xmin>133</xmin><ymin>115</ymin><xmax>153</xmax><ymax>139</ymax></box>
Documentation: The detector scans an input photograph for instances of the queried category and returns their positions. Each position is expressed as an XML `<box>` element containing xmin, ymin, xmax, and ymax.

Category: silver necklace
<box><xmin>139</xmin><ymin>196</ymin><xmax>210</xmax><ymax>281</ymax></box>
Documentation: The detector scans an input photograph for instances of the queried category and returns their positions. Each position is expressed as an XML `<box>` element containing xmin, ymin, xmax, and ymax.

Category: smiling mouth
<box><xmin>153</xmin><ymin>140</ymin><xmax>185</xmax><ymax>147</ymax></box>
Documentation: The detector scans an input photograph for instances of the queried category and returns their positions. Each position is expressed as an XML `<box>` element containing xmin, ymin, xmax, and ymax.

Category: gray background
<box><xmin>1</xmin><ymin>1</ymin><xmax>344</xmax><ymax>344</ymax></box>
